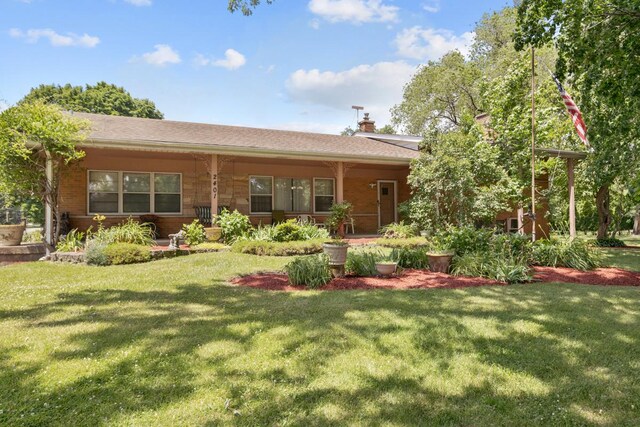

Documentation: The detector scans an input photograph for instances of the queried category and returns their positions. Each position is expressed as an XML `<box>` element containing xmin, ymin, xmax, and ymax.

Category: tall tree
<box><xmin>514</xmin><ymin>0</ymin><xmax>640</xmax><ymax>238</ymax></box>
<box><xmin>228</xmin><ymin>0</ymin><xmax>273</xmax><ymax>15</ymax></box>
<box><xmin>20</xmin><ymin>82</ymin><xmax>164</xmax><ymax>119</ymax></box>
<box><xmin>0</xmin><ymin>101</ymin><xmax>90</xmax><ymax>243</ymax></box>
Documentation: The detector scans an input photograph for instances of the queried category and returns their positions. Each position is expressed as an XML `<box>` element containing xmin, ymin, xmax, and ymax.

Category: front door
<box><xmin>378</xmin><ymin>181</ymin><xmax>396</xmax><ymax>228</ymax></box>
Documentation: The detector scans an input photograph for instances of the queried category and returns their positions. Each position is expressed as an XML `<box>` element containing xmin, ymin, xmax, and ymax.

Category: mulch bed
<box><xmin>231</xmin><ymin>267</ymin><xmax>640</xmax><ymax>291</ymax></box>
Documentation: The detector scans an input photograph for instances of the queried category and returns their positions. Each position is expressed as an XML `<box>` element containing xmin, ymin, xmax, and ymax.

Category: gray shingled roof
<box><xmin>76</xmin><ymin>113</ymin><xmax>418</xmax><ymax>164</ymax></box>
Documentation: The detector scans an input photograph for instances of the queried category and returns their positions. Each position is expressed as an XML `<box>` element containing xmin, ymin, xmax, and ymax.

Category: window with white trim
<box><xmin>314</xmin><ymin>178</ymin><xmax>335</xmax><ymax>213</ymax></box>
<box><xmin>250</xmin><ymin>176</ymin><xmax>273</xmax><ymax>213</ymax></box>
<box><xmin>88</xmin><ymin>171</ymin><xmax>181</xmax><ymax>215</ymax></box>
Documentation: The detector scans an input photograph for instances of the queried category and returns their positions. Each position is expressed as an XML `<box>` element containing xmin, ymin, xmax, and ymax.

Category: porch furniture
<box><xmin>297</xmin><ymin>214</ymin><xmax>315</xmax><ymax>225</ymax></box>
<box><xmin>345</xmin><ymin>217</ymin><xmax>355</xmax><ymax>234</ymax></box>
<box><xmin>272</xmin><ymin>210</ymin><xmax>285</xmax><ymax>225</ymax></box>
<box><xmin>194</xmin><ymin>206</ymin><xmax>212</xmax><ymax>226</ymax></box>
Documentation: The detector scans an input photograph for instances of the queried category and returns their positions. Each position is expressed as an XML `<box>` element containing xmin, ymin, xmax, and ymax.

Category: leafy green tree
<box><xmin>340</xmin><ymin>126</ymin><xmax>356</xmax><ymax>136</ymax></box>
<box><xmin>376</xmin><ymin>124</ymin><xmax>396</xmax><ymax>134</ymax></box>
<box><xmin>514</xmin><ymin>0</ymin><xmax>640</xmax><ymax>238</ymax></box>
<box><xmin>228</xmin><ymin>0</ymin><xmax>273</xmax><ymax>15</ymax></box>
<box><xmin>20</xmin><ymin>82</ymin><xmax>164</xmax><ymax>119</ymax></box>
<box><xmin>405</xmin><ymin>126</ymin><xmax>519</xmax><ymax>232</ymax></box>
<box><xmin>0</xmin><ymin>101</ymin><xmax>90</xmax><ymax>242</ymax></box>
<box><xmin>392</xmin><ymin>51</ymin><xmax>482</xmax><ymax>135</ymax></box>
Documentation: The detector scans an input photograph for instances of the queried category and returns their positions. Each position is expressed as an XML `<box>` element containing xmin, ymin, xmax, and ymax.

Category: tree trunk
<box><xmin>634</xmin><ymin>209</ymin><xmax>640</xmax><ymax>235</ymax></box>
<box><xmin>596</xmin><ymin>185</ymin><xmax>611</xmax><ymax>239</ymax></box>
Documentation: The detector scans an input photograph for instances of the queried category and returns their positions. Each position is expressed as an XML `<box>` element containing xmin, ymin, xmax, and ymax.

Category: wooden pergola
<box><xmin>536</xmin><ymin>147</ymin><xmax>588</xmax><ymax>240</ymax></box>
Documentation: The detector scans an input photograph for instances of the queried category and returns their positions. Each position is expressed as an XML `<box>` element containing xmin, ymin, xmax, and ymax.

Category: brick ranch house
<box><xmin>54</xmin><ymin>112</ymin><xmax>555</xmax><ymax>240</ymax></box>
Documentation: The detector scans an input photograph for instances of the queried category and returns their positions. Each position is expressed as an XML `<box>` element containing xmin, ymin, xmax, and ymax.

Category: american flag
<box><xmin>550</xmin><ymin>72</ymin><xmax>591</xmax><ymax>149</ymax></box>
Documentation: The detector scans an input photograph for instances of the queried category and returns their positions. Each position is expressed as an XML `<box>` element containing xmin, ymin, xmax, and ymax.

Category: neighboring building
<box><xmin>58</xmin><ymin>113</ymin><xmax>417</xmax><ymax>237</ymax></box>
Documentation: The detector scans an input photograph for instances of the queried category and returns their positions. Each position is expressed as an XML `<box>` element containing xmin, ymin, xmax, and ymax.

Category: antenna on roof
<box><xmin>351</xmin><ymin>105</ymin><xmax>364</xmax><ymax>123</ymax></box>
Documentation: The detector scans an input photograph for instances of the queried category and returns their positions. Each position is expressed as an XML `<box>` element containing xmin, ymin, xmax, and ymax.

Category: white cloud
<box><xmin>286</xmin><ymin>61</ymin><xmax>416</xmax><ymax>125</ymax></box>
<box><xmin>394</xmin><ymin>27</ymin><xmax>475</xmax><ymax>61</ymax></box>
<box><xmin>308</xmin><ymin>0</ymin><xmax>399</xmax><ymax>24</ymax></box>
<box><xmin>125</xmin><ymin>0</ymin><xmax>152</xmax><ymax>5</ymax></box>
<box><xmin>9</xmin><ymin>28</ymin><xmax>100</xmax><ymax>48</ymax></box>
<box><xmin>195</xmin><ymin>49</ymin><xmax>246</xmax><ymax>70</ymax></box>
<box><xmin>309</xmin><ymin>19</ymin><xmax>321</xmax><ymax>29</ymax></box>
<box><xmin>422</xmin><ymin>1</ymin><xmax>439</xmax><ymax>13</ymax></box>
<box><xmin>140</xmin><ymin>44</ymin><xmax>181</xmax><ymax>66</ymax></box>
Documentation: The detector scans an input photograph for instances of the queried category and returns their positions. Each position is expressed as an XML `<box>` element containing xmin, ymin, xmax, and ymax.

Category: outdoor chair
<box><xmin>194</xmin><ymin>206</ymin><xmax>212</xmax><ymax>226</ymax></box>
<box><xmin>297</xmin><ymin>214</ymin><xmax>315</xmax><ymax>225</ymax></box>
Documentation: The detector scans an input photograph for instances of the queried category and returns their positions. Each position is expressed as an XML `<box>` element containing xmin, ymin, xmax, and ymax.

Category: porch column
<box><xmin>44</xmin><ymin>153</ymin><xmax>54</xmax><ymax>253</ymax></box>
<box><xmin>210</xmin><ymin>154</ymin><xmax>218</xmax><ymax>222</ymax></box>
<box><xmin>336</xmin><ymin>161</ymin><xmax>344</xmax><ymax>203</ymax></box>
<box><xmin>567</xmin><ymin>157</ymin><xmax>576</xmax><ymax>240</ymax></box>
<box><xmin>517</xmin><ymin>207</ymin><xmax>524</xmax><ymax>235</ymax></box>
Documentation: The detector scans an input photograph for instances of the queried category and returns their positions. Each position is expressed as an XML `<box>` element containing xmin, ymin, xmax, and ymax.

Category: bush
<box><xmin>232</xmin><ymin>239</ymin><xmax>327</xmax><ymax>256</ymax></box>
<box><xmin>190</xmin><ymin>242</ymin><xmax>229</xmax><ymax>252</ymax></box>
<box><xmin>85</xmin><ymin>240</ymin><xmax>110</xmax><ymax>266</ymax></box>
<box><xmin>182</xmin><ymin>219</ymin><xmax>207</xmax><ymax>246</ymax></box>
<box><xmin>298</xmin><ymin>222</ymin><xmax>330</xmax><ymax>240</ymax></box>
<box><xmin>375</xmin><ymin>237</ymin><xmax>429</xmax><ymax>249</ymax></box>
<box><xmin>22</xmin><ymin>229</ymin><xmax>43</xmax><ymax>243</ymax></box>
<box><xmin>284</xmin><ymin>254</ymin><xmax>332</xmax><ymax>288</ymax></box>
<box><xmin>532</xmin><ymin>239</ymin><xmax>601</xmax><ymax>270</ymax></box>
<box><xmin>391</xmin><ymin>247</ymin><xmax>429</xmax><ymax>269</ymax></box>
<box><xmin>216</xmin><ymin>209</ymin><xmax>252</xmax><ymax>244</ymax></box>
<box><xmin>434</xmin><ymin>225</ymin><xmax>493</xmax><ymax>256</ymax></box>
<box><xmin>103</xmin><ymin>243</ymin><xmax>151</xmax><ymax>265</ymax></box>
<box><xmin>56</xmin><ymin>229</ymin><xmax>85</xmax><ymax>252</ymax></box>
<box><xmin>490</xmin><ymin>233</ymin><xmax>532</xmax><ymax>263</ymax></box>
<box><xmin>273</xmin><ymin>219</ymin><xmax>303</xmax><ymax>242</ymax></box>
<box><xmin>326</xmin><ymin>202</ymin><xmax>353</xmax><ymax>236</ymax></box>
<box><xmin>379</xmin><ymin>222</ymin><xmax>417</xmax><ymax>239</ymax></box>
<box><xmin>345</xmin><ymin>251</ymin><xmax>379</xmax><ymax>276</ymax></box>
<box><xmin>93</xmin><ymin>218</ymin><xmax>154</xmax><ymax>246</ymax></box>
<box><xmin>593</xmin><ymin>237</ymin><xmax>626</xmax><ymax>247</ymax></box>
<box><xmin>452</xmin><ymin>252</ymin><xmax>532</xmax><ymax>284</ymax></box>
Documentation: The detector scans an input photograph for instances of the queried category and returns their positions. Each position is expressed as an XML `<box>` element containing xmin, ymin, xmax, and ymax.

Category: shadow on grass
<box><xmin>1</xmin><ymin>280</ymin><xmax>639</xmax><ymax>425</ymax></box>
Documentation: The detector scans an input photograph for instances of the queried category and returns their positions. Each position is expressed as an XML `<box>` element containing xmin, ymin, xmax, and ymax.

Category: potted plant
<box><xmin>0</xmin><ymin>220</ymin><xmax>26</xmax><ymax>247</ymax></box>
<box><xmin>426</xmin><ymin>236</ymin><xmax>454</xmax><ymax>273</ymax></box>
<box><xmin>323</xmin><ymin>238</ymin><xmax>349</xmax><ymax>277</ymax></box>
<box><xmin>375</xmin><ymin>253</ymin><xmax>398</xmax><ymax>276</ymax></box>
<box><xmin>325</xmin><ymin>201</ymin><xmax>353</xmax><ymax>239</ymax></box>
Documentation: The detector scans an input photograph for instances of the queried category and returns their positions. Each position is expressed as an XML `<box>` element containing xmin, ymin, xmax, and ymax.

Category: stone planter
<box><xmin>427</xmin><ymin>251</ymin><xmax>455</xmax><ymax>273</ymax></box>
<box><xmin>375</xmin><ymin>262</ymin><xmax>397</xmax><ymax>276</ymax></box>
<box><xmin>204</xmin><ymin>226</ymin><xmax>222</xmax><ymax>242</ymax></box>
<box><xmin>323</xmin><ymin>243</ymin><xmax>349</xmax><ymax>277</ymax></box>
<box><xmin>0</xmin><ymin>223</ymin><xmax>26</xmax><ymax>247</ymax></box>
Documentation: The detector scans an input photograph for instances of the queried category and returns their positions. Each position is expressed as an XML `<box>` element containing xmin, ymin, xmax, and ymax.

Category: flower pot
<box><xmin>204</xmin><ymin>226</ymin><xmax>222</xmax><ymax>242</ymax></box>
<box><xmin>427</xmin><ymin>251</ymin><xmax>455</xmax><ymax>273</ymax></box>
<box><xmin>323</xmin><ymin>243</ymin><xmax>349</xmax><ymax>266</ymax></box>
<box><xmin>375</xmin><ymin>262</ymin><xmax>397</xmax><ymax>276</ymax></box>
<box><xmin>0</xmin><ymin>223</ymin><xmax>26</xmax><ymax>247</ymax></box>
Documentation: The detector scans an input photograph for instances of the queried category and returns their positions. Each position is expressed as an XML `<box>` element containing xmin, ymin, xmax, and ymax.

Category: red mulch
<box><xmin>231</xmin><ymin>269</ymin><xmax>504</xmax><ymax>291</ymax></box>
<box><xmin>231</xmin><ymin>267</ymin><xmax>640</xmax><ymax>291</ymax></box>
<box><xmin>532</xmin><ymin>266</ymin><xmax>640</xmax><ymax>286</ymax></box>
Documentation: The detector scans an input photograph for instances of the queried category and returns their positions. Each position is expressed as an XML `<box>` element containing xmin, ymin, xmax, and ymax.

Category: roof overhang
<box><xmin>536</xmin><ymin>147</ymin><xmax>588</xmax><ymax>160</ymax></box>
<box><xmin>82</xmin><ymin>138</ymin><xmax>416</xmax><ymax>166</ymax></box>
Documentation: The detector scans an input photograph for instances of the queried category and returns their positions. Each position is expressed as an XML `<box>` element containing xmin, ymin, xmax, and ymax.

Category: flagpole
<box><xmin>531</xmin><ymin>46</ymin><xmax>536</xmax><ymax>242</ymax></box>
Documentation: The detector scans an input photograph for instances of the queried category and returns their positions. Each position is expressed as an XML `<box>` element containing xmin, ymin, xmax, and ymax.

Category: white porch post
<box><xmin>517</xmin><ymin>207</ymin><xmax>525</xmax><ymax>235</ymax></box>
<box><xmin>210</xmin><ymin>154</ymin><xmax>218</xmax><ymax>222</ymax></box>
<box><xmin>44</xmin><ymin>153</ymin><xmax>54</xmax><ymax>253</ymax></box>
<box><xmin>336</xmin><ymin>161</ymin><xmax>344</xmax><ymax>203</ymax></box>
<box><xmin>568</xmin><ymin>157</ymin><xmax>576</xmax><ymax>240</ymax></box>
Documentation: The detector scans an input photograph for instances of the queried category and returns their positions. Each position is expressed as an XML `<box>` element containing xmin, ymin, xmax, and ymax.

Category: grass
<box><xmin>1</xmin><ymin>252</ymin><xmax>640</xmax><ymax>425</ymax></box>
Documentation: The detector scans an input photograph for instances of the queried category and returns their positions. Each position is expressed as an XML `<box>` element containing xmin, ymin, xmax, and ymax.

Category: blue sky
<box><xmin>1</xmin><ymin>0</ymin><xmax>510</xmax><ymax>134</ymax></box>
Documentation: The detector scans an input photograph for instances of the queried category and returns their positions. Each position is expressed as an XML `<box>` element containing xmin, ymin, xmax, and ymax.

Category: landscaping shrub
<box><xmin>182</xmin><ymin>219</ymin><xmax>207</xmax><ymax>246</ymax></box>
<box><xmin>379</xmin><ymin>222</ymin><xmax>417</xmax><ymax>239</ymax></box>
<box><xmin>103</xmin><ymin>243</ymin><xmax>151</xmax><ymax>265</ymax></box>
<box><xmin>593</xmin><ymin>237</ymin><xmax>626</xmax><ymax>247</ymax></box>
<box><xmin>298</xmin><ymin>222</ymin><xmax>330</xmax><ymax>240</ymax></box>
<box><xmin>273</xmin><ymin>219</ymin><xmax>303</xmax><ymax>242</ymax></box>
<box><xmin>232</xmin><ymin>239</ymin><xmax>326</xmax><ymax>256</ymax></box>
<box><xmin>85</xmin><ymin>240</ymin><xmax>110</xmax><ymax>266</ymax></box>
<box><xmin>190</xmin><ymin>242</ymin><xmax>228</xmax><ymax>252</ymax></box>
<box><xmin>284</xmin><ymin>254</ymin><xmax>332</xmax><ymax>288</ymax></box>
<box><xmin>532</xmin><ymin>239</ymin><xmax>601</xmax><ymax>270</ymax></box>
<box><xmin>434</xmin><ymin>225</ymin><xmax>493</xmax><ymax>256</ymax></box>
<box><xmin>345</xmin><ymin>251</ymin><xmax>379</xmax><ymax>276</ymax></box>
<box><xmin>249</xmin><ymin>224</ymin><xmax>279</xmax><ymax>242</ymax></box>
<box><xmin>56</xmin><ymin>229</ymin><xmax>85</xmax><ymax>252</ymax></box>
<box><xmin>22</xmin><ymin>229</ymin><xmax>43</xmax><ymax>243</ymax></box>
<box><xmin>326</xmin><ymin>201</ymin><xmax>353</xmax><ymax>236</ymax></box>
<box><xmin>216</xmin><ymin>209</ymin><xmax>252</xmax><ymax>244</ymax></box>
<box><xmin>375</xmin><ymin>237</ymin><xmax>429</xmax><ymax>249</ymax></box>
<box><xmin>93</xmin><ymin>218</ymin><xmax>154</xmax><ymax>246</ymax></box>
<box><xmin>452</xmin><ymin>252</ymin><xmax>532</xmax><ymax>284</ymax></box>
<box><xmin>490</xmin><ymin>233</ymin><xmax>532</xmax><ymax>262</ymax></box>
<box><xmin>391</xmin><ymin>247</ymin><xmax>430</xmax><ymax>269</ymax></box>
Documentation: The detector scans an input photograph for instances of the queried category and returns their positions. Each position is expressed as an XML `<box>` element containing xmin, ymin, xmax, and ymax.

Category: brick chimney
<box><xmin>358</xmin><ymin>113</ymin><xmax>375</xmax><ymax>133</ymax></box>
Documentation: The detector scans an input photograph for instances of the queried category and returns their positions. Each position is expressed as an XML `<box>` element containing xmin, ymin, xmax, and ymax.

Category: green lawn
<box><xmin>2</xmin><ymin>253</ymin><xmax>640</xmax><ymax>426</ymax></box>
